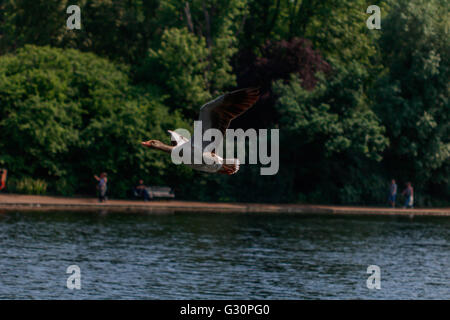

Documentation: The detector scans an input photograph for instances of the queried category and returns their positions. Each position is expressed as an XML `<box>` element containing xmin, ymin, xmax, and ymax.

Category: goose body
<box><xmin>142</xmin><ymin>88</ymin><xmax>259</xmax><ymax>175</ymax></box>
<box><xmin>168</xmin><ymin>130</ymin><xmax>240</xmax><ymax>174</ymax></box>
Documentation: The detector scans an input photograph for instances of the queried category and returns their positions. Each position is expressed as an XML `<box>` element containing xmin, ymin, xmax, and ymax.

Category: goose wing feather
<box><xmin>168</xmin><ymin>130</ymin><xmax>189</xmax><ymax>146</ymax></box>
<box><xmin>198</xmin><ymin>87</ymin><xmax>260</xmax><ymax>137</ymax></box>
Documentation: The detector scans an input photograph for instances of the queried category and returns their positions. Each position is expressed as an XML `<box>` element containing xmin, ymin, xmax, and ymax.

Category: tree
<box><xmin>143</xmin><ymin>27</ymin><xmax>230</xmax><ymax>117</ymax></box>
<box><xmin>373</xmin><ymin>0</ymin><xmax>449</xmax><ymax>205</ymax></box>
<box><xmin>274</xmin><ymin>60</ymin><xmax>389</xmax><ymax>204</ymax></box>
<box><xmin>0</xmin><ymin>45</ymin><xmax>187</xmax><ymax>196</ymax></box>
<box><xmin>0</xmin><ymin>0</ymin><xmax>162</xmax><ymax>64</ymax></box>
<box><xmin>238</xmin><ymin>0</ymin><xmax>382</xmax><ymax>68</ymax></box>
<box><xmin>139</xmin><ymin>0</ymin><xmax>247</xmax><ymax>117</ymax></box>
<box><xmin>234</xmin><ymin>37</ymin><xmax>331</xmax><ymax>130</ymax></box>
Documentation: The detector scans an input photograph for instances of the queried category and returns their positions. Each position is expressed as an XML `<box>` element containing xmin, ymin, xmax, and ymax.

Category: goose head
<box><xmin>142</xmin><ymin>140</ymin><xmax>160</xmax><ymax>148</ymax></box>
<box><xmin>141</xmin><ymin>139</ymin><xmax>173</xmax><ymax>153</ymax></box>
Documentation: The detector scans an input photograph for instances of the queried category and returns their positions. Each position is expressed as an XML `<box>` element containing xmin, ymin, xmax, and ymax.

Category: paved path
<box><xmin>0</xmin><ymin>194</ymin><xmax>449</xmax><ymax>216</ymax></box>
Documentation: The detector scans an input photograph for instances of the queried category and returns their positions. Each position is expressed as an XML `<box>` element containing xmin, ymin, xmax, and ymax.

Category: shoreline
<box><xmin>0</xmin><ymin>194</ymin><xmax>449</xmax><ymax>216</ymax></box>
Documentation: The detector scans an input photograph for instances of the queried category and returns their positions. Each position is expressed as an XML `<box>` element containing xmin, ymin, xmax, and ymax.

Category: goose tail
<box><xmin>219</xmin><ymin>158</ymin><xmax>240</xmax><ymax>175</ymax></box>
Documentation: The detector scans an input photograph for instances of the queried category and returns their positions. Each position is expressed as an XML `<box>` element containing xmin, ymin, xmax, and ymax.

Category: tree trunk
<box><xmin>184</xmin><ymin>2</ymin><xmax>194</xmax><ymax>33</ymax></box>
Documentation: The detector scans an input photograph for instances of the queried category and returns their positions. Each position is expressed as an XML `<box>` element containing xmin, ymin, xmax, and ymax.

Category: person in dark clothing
<box><xmin>94</xmin><ymin>172</ymin><xmax>108</xmax><ymax>202</ymax></box>
<box><xmin>388</xmin><ymin>179</ymin><xmax>397</xmax><ymax>208</ymax></box>
<box><xmin>135</xmin><ymin>179</ymin><xmax>150</xmax><ymax>201</ymax></box>
<box><xmin>402</xmin><ymin>182</ymin><xmax>414</xmax><ymax>209</ymax></box>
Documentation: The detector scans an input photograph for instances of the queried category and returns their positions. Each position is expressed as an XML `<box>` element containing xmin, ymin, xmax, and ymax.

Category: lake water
<box><xmin>0</xmin><ymin>210</ymin><xmax>448</xmax><ymax>299</ymax></box>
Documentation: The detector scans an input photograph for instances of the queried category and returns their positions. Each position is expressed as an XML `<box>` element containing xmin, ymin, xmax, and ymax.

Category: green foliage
<box><xmin>304</xmin><ymin>0</ymin><xmax>381</xmax><ymax>67</ymax></box>
<box><xmin>373</xmin><ymin>0</ymin><xmax>449</xmax><ymax>205</ymax></box>
<box><xmin>9</xmin><ymin>177</ymin><xmax>48</xmax><ymax>195</ymax></box>
<box><xmin>273</xmin><ymin>60</ymin><xmax>389</xmax><ymax>204</ymax></box>
<box><xmin>142</xmin><ymin>22</ymin><xmax>237</xmax><ymax>117</ymax></box>
<box><xmin>145</xmin><ymin>28</ymin><xmax>215</xmax><ymax>115</ymax></box>
<box><xmin>136</xmin><ymin>0</ymin><xmax>247</xmax><ymax>117</ymax></box>
<box><xmin>239</xmin><ymin>0</ymin><xmax>382</xmax><ymax>67</ymax></box>
<box><xmin>156</xmin><ymin>0</ymin><xmax>247</xmax><ymax>41</ymax></box>
<box><xmin>0</xmin><ymin>0</ymin><xmax>67</xmax><ymax>54</ymax></box>
<box><xmin>0</xmin><ymin>45</ymin><xmax>187</xmax><ymax>197</ymax></box>
<box><xmin>0</xmin><ymin>0</ymin><xmax>162</xmax><ymax>64</ymax></box>
<box><xmin>275</xmin><ymin>61</ymin><xmax>388</xmax><ymax>161</ymax></box>
<box><xmin>0</xmin><ymin>0</ymin><xmax>447</xmax><ymax>206</ymax></box>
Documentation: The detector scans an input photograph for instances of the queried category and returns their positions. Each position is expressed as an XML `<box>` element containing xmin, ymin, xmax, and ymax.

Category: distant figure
<box><xmin>0</xmin><ymin>168</ymin><xmax>7</xmax><ymax>191</ymax></box>
<box><xmin>94</xmin><ymin>172</ymin><xmax>108</xmax><ymax>202</ymax></box>
<box><xmin>135</xmin><ymin>179</ymin><xmax>150</xmax><ymax>201</ymax></box>
<box><xmin>388</xmin><ymin>179</ymin><xmax>397</xmax><ymax>208</ymax></box>
<box><xmin>402</xmin><ymin>182</ymin><xmax>414</xmax><ymax>209</ymax></box>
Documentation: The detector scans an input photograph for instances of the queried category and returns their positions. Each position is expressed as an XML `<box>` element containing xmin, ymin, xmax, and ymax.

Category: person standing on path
<box><xmin>388</xmin><ymin>179</ymin><xmax>397</xmax><ymax>208</ymax></box>
<box><xmin>402</xmin><ymin>182</ymin><xmax>414</xmax><ymax>209</ymax></box>
<box><xmin>94</xmin><ymin>172</ymin><xmax>108</xmax><ymax>202</ymax></box>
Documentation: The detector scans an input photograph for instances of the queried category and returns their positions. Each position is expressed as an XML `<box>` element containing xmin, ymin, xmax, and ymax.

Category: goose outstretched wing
<box><xmin>198</xmin><ymin>87</ymin><xmax>260</xmax><ymax>138</ymax></box>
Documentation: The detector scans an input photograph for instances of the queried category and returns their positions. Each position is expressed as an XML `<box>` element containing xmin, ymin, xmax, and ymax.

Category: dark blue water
<box><xmin>0</xmin><ymin>210</ymin><xmax>448</xmax><ymax>299</ymax></box>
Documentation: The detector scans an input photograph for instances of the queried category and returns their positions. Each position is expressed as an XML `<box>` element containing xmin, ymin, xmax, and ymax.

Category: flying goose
<box><xmin>142</xmin><ymin>87</ymin><xmax>260</xmax><ymax>175</ymax></box>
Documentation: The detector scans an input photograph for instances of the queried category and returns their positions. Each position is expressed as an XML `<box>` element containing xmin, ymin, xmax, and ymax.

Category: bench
<box><xmin>134</xmin><ymin>186</ymin><xmax>175</xmax><ymax>199</ymax></box>
<box><xmin>147</xmin><ymin>186</ymin><xmax>175</xmax><ymax>199</ymax></box>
